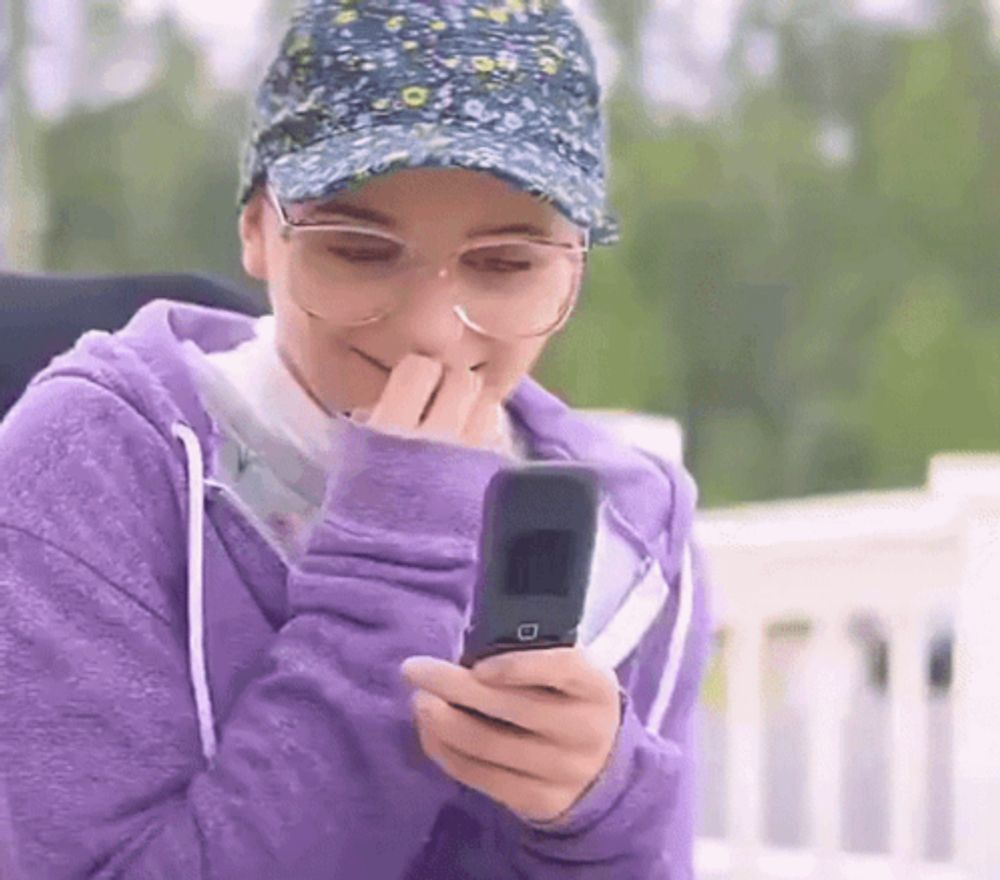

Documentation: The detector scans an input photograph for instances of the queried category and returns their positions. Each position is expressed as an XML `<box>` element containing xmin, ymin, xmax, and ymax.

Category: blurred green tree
<box><xmin>42</xmin><ymin>14</ymin><xmax>249</xmax><ymax>283</ymax></box>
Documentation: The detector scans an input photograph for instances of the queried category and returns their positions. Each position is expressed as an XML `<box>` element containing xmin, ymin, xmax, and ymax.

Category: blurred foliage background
<box><xmin>3</xmin><ymin>0</ymin><xmax>998</xmax><ymax>507</ymax></box>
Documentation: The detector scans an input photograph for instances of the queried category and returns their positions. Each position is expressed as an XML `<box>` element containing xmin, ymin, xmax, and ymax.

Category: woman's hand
<box><xmin>400</xmin><ymin>646</ymin><xmax>623</xmax><ymax>826</ymax></box>
<box><xmin>351</xmin><ymin>354</ymin><xmax>506</xmax><ymax>453</ymax></box>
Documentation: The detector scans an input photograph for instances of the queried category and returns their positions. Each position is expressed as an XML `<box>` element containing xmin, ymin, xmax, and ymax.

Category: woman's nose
<box><xmin>387</xmin><ymin>260</ymin><xmax>469</xmax><ymax>351</ymax></box>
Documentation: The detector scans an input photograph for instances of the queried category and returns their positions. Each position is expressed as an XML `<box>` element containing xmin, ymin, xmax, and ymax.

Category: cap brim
<box><xmin>266</xmin><ymin>123</ymin><xmax>620</xmax><ymax>246</ymax></box>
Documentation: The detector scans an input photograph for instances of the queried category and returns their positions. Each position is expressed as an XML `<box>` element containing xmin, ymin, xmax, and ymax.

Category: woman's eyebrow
<box><xmin>308</xmin><ymin>202</ymin><xmax>397</xmax><ymax>228</ymax></box>
<box><xmin>467</xmin><ymin>222</ymin><xmax>551</xmax><ymax>239</ymax></box>
<box><xmin>309</xmin><ymin>201</ymin><xmax>552</xmax><ymax>238</ymax></box>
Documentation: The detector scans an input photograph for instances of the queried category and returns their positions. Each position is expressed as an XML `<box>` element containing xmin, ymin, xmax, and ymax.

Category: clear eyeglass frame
<box><xmin>264</xmin><ymin>184</ymin><xmax>590</xmax><ymax>341</ymax></box>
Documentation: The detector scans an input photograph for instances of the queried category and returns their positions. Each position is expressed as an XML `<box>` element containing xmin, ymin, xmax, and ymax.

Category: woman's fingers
<box><xmin>366</xmin><ymin>354</ymin><xmax>443</xmax><ymax>433</ymax></box>
<box><xmin>420</xmin><ymin>368</ymin><xmax>482</xmax><ymax>442</ymax></box>
<box><xmin>362</xmin><ymin>354</ymin><xmax>504</xmax><ymax>452</ymax></box>
<box><xmin>461</xmin><ymin>389</ymin><xmax>505</xmax><ymax>452</ymax></box>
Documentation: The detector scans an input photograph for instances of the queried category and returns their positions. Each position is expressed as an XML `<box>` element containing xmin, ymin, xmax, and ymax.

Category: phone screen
<box><xmin>505</xmin><ymin>529</ymin><xmax>578</xmax><ymax>597</ymax></box>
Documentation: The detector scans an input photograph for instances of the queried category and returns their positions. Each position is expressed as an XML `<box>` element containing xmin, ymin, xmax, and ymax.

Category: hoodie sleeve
<box><xmin>0</xmin><ymin>775</ymin><xmax>23</xmax><ymax>880</ymax></box>
<box><xmin>404</xmin><ymin>475</ymin><xmax>715</xmax><ymax>880</ymax></box>
<box><xmin>0</xmin><ymin>375</ymin><xmax>509</xmax><ymax>880</ymax></box>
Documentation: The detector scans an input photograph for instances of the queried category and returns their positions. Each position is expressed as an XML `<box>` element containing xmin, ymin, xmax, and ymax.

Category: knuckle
<box><xmin>571</xmin><ymin>755</ymin><xmax>597</xmax><ymax>786</ymax></box>
<box><xmin>512</xmin><ymin>786</ymin><xmax>546</xmax><ymax>820</ymax></box>
<box><xmin>571</xmin><ymin>716</ymin><xmax>607</xmax><ymax>751</ymax></box>
<box><xmin>551</xmin><ymin>789</ymin><xmax>572</xmax><ymax>814</ymax></box>
<box><xmin>412</xmin><ymin>690</ymin><xmax>434</xmax><ymax>715</ymax></box>
<box><xmin>430</xmin><ymin>696</ymin><xmax>458</xmax><ymax>726</ymax></box>
<box><xmin>538</xmin><ymin>792</ymin><xmax>569</xmax><ymax>823</ymax></box>
<box><xmin>442</xmin><ymin>715</ymin><xmax>473</xmax><ymax>751</ymax></box>
<box><xmin>436</xmin><ymin>740</ymin><xmax>458</xmax><ymax>768</ymax></box>
<box><xmin>550</xmin><ymin>748</ymin><xmax>587</xmax><ymax>785</ymax></box>
<box><xmin>598</xmin><ymin>683</ymin><xmax>620</xmax><ymax>712</ymax></box>
<box><xmin>416</xmin><ymin>723</ymin><xmax>437</xmax><ymax>757</ymax></box>
<box><xmin>587</xmin><ymin>706</ymin><xmax>614</xmax><ymax>737</ymax></box>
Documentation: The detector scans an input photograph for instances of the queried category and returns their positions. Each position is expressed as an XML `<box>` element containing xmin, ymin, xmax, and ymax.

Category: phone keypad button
<box><xmin>516</xmin><ymin>623</ymin><xmax>540</xmax><ymax>642</ymax></box>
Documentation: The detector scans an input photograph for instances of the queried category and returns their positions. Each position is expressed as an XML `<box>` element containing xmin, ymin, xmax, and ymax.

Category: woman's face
<box><xmin>238</xmin><ymin>167</ymin><xmax>586</xmax><ymax>417</ymax></box>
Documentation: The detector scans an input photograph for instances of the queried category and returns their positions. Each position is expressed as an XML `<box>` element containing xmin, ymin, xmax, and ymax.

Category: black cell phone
<box><xmin>459</xmin><ymin>463</ymin><xmax>601</xmax><ymax>670</ymax></box>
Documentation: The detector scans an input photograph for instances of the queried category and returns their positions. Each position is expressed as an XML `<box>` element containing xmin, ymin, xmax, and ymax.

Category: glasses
<box><xmin>265</xmin><ymin>185</ymin><xmax>589</xmax><ymax>341</ymax></box>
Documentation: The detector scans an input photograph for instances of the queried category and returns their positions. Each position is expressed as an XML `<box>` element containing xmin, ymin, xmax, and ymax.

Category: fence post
<box><xmin>805</xmin><ymin>615</ymin><xmax>852</xmax><ymax>878</ymax></box>
<box><xmin>726</xmin><ymin>615</ymin><xmax>765</xmax><ymax>873</ymax></box>
<box><xmin>930</xmin><ymin>454</ymin><xmax>1000</xmax><ymax>880</ymax></box>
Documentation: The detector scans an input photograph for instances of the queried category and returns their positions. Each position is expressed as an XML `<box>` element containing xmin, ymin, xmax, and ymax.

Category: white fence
<box><xmin>582</xmin><ymin>411</ymin><xmax>1000</xmax><ymax>880</ymax></box>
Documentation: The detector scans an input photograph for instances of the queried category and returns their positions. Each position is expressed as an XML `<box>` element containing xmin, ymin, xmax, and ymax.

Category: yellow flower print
<box><xmin>334</xmin><ymin>9</ymin><xmax>358</xmax><ymax>25</ymax></box>
<box><xmin>539</xmin><ymin>56</ymin><xmax>560</xmax><ymax>75</ymax></box>
<box><xmin>401</xmin><ymin>86</ymin><xmax>430</xmax><ymax>108</ymax></box>
<box><xmin>430</xmin><ymin>19</ymin><xmax>448</xmax><ymax>31</ymax></box>
<box><xmin>471</xmin><ymin>8</ymin><xmax>487</xmax><ymax>18</ymax></box>
<box><xmin>537</xmin><ymin>44</ymin><xmax>564</xmax><ymax>75</ymax></box>
<box><xmin>442</xmin><ymin>56</ymin><xmax>461</xmax><ymax>69</ymax></box>
<box><xmin>286</xmin><ymin>33</ymin><xmax>313</xmax><ymax>56</ymax></box>
<box><xmin>385</xmin><ymin>15</ymin><xmax>405</xmax><ymax>31</ymax></box>
<box><xmin>472</xmin><ymin>56</ymin><xmax>496</xmax><ymax>73</ymax></box>
<box><xmin>402</xmin><ymin>40</ymin><xmax>419</xmax><ymax>50</ymax></box>
<box><xmin>488</xmin><ymin>8</ymin><xmax>509</xmax><ymax>23</ymax></box>
<box><xmin>371</xmin><ymin>97</ymin><xmax>391</xmax><ymax>111</ymax></box>
<box><xmin>507</xmin><ymin>0</ymin><xmax>526</xmax><ymax>12</ymax></box>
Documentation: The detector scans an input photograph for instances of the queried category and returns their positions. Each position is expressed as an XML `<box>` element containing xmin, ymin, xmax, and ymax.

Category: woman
<box><xmin>0</xmin><ymin>1</ymin><xmax>712</xmax><ymax>877</ymax></box>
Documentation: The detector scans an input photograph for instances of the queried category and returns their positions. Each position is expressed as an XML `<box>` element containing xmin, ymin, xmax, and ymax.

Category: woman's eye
<box><xmin>329</xmin><ymin>248</ymin><xmax>397</xmax><ymax>262</ymax></box>
<box><xmin>480</xmin><ymin>261</ymin><xmax>528</xmax><ymax>272</ymax></box>
<box><xmin>323</xmin><ymin>234</ymin><xmax>402</xmax><ymax>263</ymax></box>
<box><xmin>464</xmin><ymin>249</ymin><xmax>535</xmax><ymax>273</ymax></box>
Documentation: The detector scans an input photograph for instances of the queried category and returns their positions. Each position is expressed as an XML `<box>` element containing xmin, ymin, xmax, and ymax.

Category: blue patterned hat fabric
<box><xmin>238</xmin><ymin>0</ymin><xmax>620</xmax><ymax>246</ymax></box>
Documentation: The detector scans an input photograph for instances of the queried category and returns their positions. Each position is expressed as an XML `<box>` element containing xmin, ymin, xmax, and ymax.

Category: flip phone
<box><xmin>459</xmin><ymin>462</ymin><xmax>601</xmax><ymax>669</ymax></box>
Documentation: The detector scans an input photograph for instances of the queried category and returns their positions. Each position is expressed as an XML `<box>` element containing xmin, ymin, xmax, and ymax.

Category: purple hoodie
<box><xmin>0</xmin><ymin>300</ymin><xmax>713</xmax><ymax>879</ymax></box>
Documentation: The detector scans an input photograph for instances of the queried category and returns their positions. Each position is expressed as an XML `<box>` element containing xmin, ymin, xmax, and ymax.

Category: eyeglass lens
<box><xmin>284</xmin><ymin>227</ymin><xmax>580</xmax><ymax>338</ymax></box>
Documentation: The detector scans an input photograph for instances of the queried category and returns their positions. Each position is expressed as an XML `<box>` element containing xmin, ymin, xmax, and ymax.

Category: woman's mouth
<box><xmin>351</xmin><ymin>348</ymin><xmax>391</xmax><ymax>373</ymax></box>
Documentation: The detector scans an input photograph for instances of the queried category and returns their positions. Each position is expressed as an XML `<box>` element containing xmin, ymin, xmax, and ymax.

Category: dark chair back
<box><xmin>0</xmin><ymin>271</ymin><xmax>269</xmax><ymax>422</ymax></box>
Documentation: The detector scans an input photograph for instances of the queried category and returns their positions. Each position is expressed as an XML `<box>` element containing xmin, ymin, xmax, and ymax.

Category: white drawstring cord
<box><xmin>171</xmin><ymin>422</ymin><xmax>218</xmax><ymax>764</ymax></box>
<box><xmin>646</xmin><ymin>542</ymin><xmax>694</xmax><ymax>733</ymax></box>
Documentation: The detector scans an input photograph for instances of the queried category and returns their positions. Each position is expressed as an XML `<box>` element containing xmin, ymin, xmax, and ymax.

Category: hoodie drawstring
<box><xmin>646</xmin><ymin>542</ymin><xmax>694</xmax><ymax>733</ymax></box>
<box><xmin>171</xmin><ymin>422</ymin><xmax>219</xmax><ymax>765</ymax></box>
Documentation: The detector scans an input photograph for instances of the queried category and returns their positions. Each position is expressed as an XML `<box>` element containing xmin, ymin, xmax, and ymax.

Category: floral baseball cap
<box><xmin>237</xmin><ymin>0</ymin><xmax>620</xmax><ymax>246</ymax></box>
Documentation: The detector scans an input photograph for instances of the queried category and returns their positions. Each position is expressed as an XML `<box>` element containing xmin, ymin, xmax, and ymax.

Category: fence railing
<box><xmin>581</xmin><ymin>410</ymin><xmax>1000</xmax><ymax>880</ymax></box>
